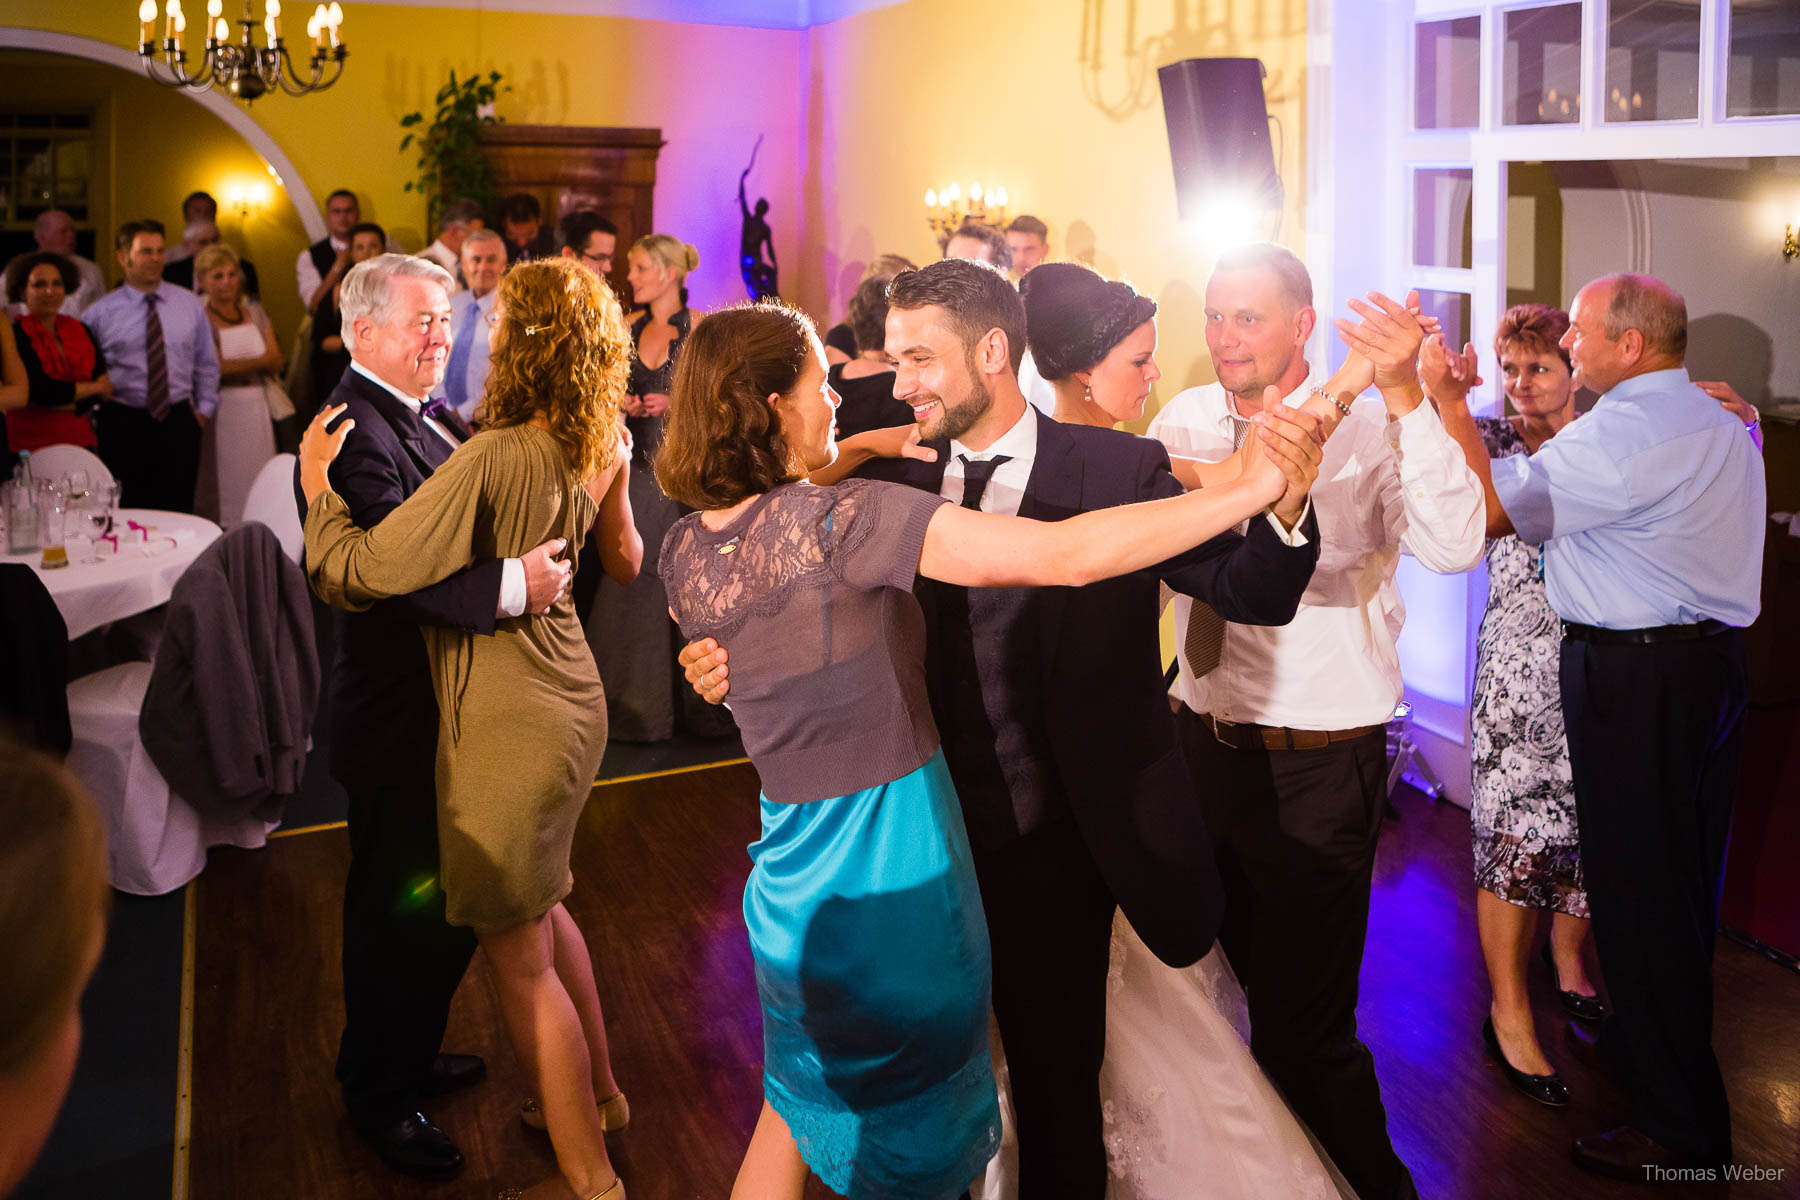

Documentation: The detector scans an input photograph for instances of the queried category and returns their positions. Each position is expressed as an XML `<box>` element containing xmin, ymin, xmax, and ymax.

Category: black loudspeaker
<box><xmin>1157</xmin><ymin>58</ymin><xmax>1283</xmax><ymax>220</ymax></box>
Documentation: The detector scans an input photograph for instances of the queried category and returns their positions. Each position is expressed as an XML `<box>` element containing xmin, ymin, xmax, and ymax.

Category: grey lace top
<box><xmin>659</xmin><ymin>478</ymin><xmax>948</xmax><ymax>803</ymax></box>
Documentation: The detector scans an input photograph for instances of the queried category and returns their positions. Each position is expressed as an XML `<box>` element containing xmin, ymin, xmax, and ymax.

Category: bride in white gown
<box><xmin>974</xmin><ymin>912</ymin><xmax>1355</xmax><ymax>1200</ymax></box>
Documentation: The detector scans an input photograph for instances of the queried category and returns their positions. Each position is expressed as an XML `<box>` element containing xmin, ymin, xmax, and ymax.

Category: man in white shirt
<box><xmin>1146</xmin><ymin>242</ymin><xmax>1484</xmax><ymax>1200</ymax></box>
<box><xmin>437</xmin><ymin>228</ymin><xmax>506</xmax><ymax>422</ymax></box>
<box><xmin>297</xmin><ymin>188</ymin><xmax>363</xmax><ymax>314</ymax></box>
<box><xmin>6</xmin><ymin>209</ymin><xmax>107</xmax><ymax>317</ymax></box>
<box><xmin>417</xmin><ymin>197</ymin><xmax>485</xmax><ymax>290</ymax></box>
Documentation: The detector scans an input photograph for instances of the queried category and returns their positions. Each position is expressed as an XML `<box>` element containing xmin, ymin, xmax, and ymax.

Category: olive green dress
<box><xmin>304</xmin><ymin>423</ymin><xmax>608</xmax><ymax>934</ymax></box>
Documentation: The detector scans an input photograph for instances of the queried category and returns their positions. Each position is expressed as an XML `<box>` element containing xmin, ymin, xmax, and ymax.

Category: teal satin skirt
<box><xmin>745</xmin><ymin>749</ymin><xmax>1000</xmax><ymax>1198</ymax></box>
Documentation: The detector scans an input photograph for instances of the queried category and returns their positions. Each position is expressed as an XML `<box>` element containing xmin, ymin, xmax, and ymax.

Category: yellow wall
<box><xmin>804</xmin><ymin>0</ymin><xmax>1310</xmax><ymax>423</ymax></box>
<box><xmin>7</xmin><ymin>0</ymin><xmax>1308</xmax><ymax>410</ymax></box>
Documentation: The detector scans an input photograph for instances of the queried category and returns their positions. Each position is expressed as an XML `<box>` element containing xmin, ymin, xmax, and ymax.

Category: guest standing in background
<box><xmin>1004</xmin><ymin>215</ymin><xmax>1050</xmax><ymax>277</ymax></box>
<box><xmin>195</xmin><ymin>243</ymin><xmax>281</xmax><ymax>527</ymax></box>
<box><xmin>586</xmin><ymin>233</ymin><xmax>728</xmax><ymax>742</ymax></box>
<box><xmin>163</xmin><ymin>190</ymin><xmax>217</xmax><ymax>264</ymax></box>
<box><xmin>824</xmin><ymin>253</ymin><xmax>916</xmax><ymax>366</ymax></box>
<box><xmin>827</xmin><ymin>272</ymin><xmax>909</xmax><ymax>439</ymax></box>
<box><xmin>5</xmin><ymin>253</ymin><xmax>110</xmax><ymax>455</ymax></box>
<box><xmin>4</xmin><ymin>211</ymin><xmax>106</xmax><ymax>320</ymax></box>
<box><xmin>83</xmin><ymin>219</ymin><xmax>218</xmax><ymax>513</ymax></box>
<box><xmin>298</xmin><ymin>189</ymin><xmax>365</xmax><ymax>314</ymax></box>
<box><xmin>417</xmin><ymin>198</ymin><xmax>485</xmax><ymax>289</ymax></box>
<box><xmin>438</xmin><ymin>228</ymin><xmax>507</xmax><ymax>425</ymax></box>
<box><xmin>310</xmin><ymin>223</ymin><xmax>388</xmax><ymax>405</ymax></box>
<box><xmin>163</xmin><ymin>220</ymin><xmax>261</xmax><ymax>300</ymax></box>
<box><xmin>501</xmin><ymin>193</ymin><xmax>557</xmax><ymax>264</ymax></box>
<box><xmin>556</xmin><ymin>211</ymin><xmax>618</xmax><ymax>280</ymax></box>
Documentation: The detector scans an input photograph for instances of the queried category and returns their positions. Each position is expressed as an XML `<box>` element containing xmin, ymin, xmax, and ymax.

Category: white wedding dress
<box><xmin>974</xmin><ymin>912</ymin><xmax>1357</xmax><ymax>1200</ymax></box>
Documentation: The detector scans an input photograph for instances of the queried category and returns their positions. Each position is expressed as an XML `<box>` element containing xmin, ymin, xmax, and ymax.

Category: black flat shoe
<box><xmin>420</xmin><ymin>1051</ymin><xmax>486</xmax><ymax>1097</ymax></box>
<box><xmin>354</xmin><ymin>1110</ymin><xmax>466</xmax><ymax>1180</ymax></box>
<box><xmin>1540</xmin><ymin>940</ymin><xmax>1607</xmax><ymax>1022</ymax></box>
<box><xmin>1482</xmin><ymin>1017</ymin><xmax>1570</xmax><ymax>1107</ymax></box>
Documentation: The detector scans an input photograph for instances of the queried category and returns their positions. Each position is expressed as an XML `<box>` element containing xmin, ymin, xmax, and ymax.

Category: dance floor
<box><xmin>177</xmin><ymin>767</ymin><xmax>1798</xmax><ymax>1200</ymax></box>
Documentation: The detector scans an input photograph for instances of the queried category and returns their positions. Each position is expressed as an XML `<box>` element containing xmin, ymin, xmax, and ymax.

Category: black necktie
<box><xmin>958</xmin><ymin>454</ymin><xmax>1012</xmax><ymax>511</ymax></box>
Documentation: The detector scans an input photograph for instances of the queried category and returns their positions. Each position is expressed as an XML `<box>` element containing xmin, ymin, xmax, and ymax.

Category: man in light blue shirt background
<box><xmin>1446</xmin><ymin>273</ymin><xmax>1764</xmax><ymax>1182</ymax></box>
<box><xmin>83</xmin><ymin>219</ymin><xmax>219</xmax><ymax>513</ymax></box>
<box><xmin>435</xmin><ymin>228</ymin><xmax>505</xmax><ymax>423</ymax></box>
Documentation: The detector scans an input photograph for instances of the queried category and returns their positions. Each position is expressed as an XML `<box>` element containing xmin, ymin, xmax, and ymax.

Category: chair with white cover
<box><xmin>25</xmin><ymin>442</ymin><xmax>113</xmax><ymax>492</ymax></box>
<box><xmin>242</xmin><ymin>452</ymin><xmax>303</xmax><ymax>562</ymax></box>
<box><xmin>64</xmin><ymin>523</ymin><xmax>318</xmax><ymax>895</ymax></box>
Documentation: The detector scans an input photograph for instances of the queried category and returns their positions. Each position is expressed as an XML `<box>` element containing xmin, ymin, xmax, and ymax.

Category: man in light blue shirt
<box><xmin>83</xmin><ymin>219</ymin><xmax>220</xmax><ymax>513</ymax></box>
<box><xmin>435</xmin><ymin>228</ymin><xmax>505</xmax><ymax>423</ymax></box>
<box><xmin>1457</xmin><ymin>274</ymin><xmax>1763</xmax><ymax>1181</ymax></box>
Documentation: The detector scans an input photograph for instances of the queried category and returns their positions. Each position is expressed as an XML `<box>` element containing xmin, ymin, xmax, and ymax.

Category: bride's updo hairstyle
<box><xmin>657</xmin><ymin>301</ymin><xmax>815</xmax><ymax>509</ymax></box>
<box><xmin>1021</xmin><ymin>262</ymin><xmax>1158</xmax><ymax>381</ymax></box>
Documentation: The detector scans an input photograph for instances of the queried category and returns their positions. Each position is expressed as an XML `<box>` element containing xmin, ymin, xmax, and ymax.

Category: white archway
<box><xmin>1</xmin><ymin>27</ymin><xmax>325</xmax><ymax>241</ymax></box>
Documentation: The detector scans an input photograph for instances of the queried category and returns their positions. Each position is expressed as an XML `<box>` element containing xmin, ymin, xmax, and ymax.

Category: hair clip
<box><xmin>525</xmin><ymin>323</ymin><xmax>549</xmax><ymax>336</ymax></box>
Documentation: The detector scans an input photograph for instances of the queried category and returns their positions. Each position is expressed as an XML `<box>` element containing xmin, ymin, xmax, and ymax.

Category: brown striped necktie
<box><xmin>144</xmin><ymin>292</ymin><xmax>171</xmax><ymax>420</ymax></box>
<box><xmin>1183</xmin><ymin>412</ymin><xmax>1253</xmax><ymax>678</ymax></box>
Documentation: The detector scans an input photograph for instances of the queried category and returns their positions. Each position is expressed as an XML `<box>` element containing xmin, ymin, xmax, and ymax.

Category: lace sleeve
<box><xmin>825</xmin><ymin>479</ymin><xmax>947</xmax><ymax>593</ymax></box>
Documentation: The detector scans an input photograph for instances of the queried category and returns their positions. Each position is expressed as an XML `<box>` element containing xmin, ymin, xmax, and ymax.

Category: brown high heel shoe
<box><xmin>520</xmin><ymin>1090</ymin><xmax>630</xmax><ymax>1133</ymax></box>
<box><xmin>497</xmin><ymin>1177</ymin><xmax>623</xmax><ymax>1200</ymax></box>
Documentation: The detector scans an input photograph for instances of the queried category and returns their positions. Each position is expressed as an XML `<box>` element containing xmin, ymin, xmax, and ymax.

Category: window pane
<box><xmin>1504</xmin><ymin>3</ymin><xmax>1584</xmax><ymax>125</ymax></box>
<box><xmin>1416</xmin><ymin>17</ymin><xmax>1482</xmax><ymax>129</ymax></box>
<box><xmin>1605</xmin><ymin>0</ymin><xmax>1700</xmax><ymax>121</ymax></box>
<box><xmin>1415</xmin><ymin>289</ymin><xmax>1473</xmax><ymax>350</ymax></box>
<box><xmin>1728</xmin><ymin>0</ymin><xmax>1800</xmax><ymax>117</ymax></box>
<box><xmin>1413</xmin><ymin>168</ymin><xmax>1474</xmax><ymax>269</ymax></box>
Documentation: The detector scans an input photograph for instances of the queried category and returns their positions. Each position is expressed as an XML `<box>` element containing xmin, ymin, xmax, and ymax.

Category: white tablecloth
<box><xmin>2</xmin><ymin>508</ymin><xmax>221</xmax><ymax>639</ymax></box>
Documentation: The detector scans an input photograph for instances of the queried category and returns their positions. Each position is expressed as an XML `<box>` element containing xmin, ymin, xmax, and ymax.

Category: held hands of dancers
<box><xmin>299</xmin><ymin>402</ymin><xmax>356</xmax><ymax>504</ymax></box>
<box><xmin>1333</xmin><ymin>289</ymin><xmax>1435</xmax><ymax>417</ymax></box>
<box><xmin>1418</xmin><ymin>334</ymin><xmax>1482</xmax><ymax>408</ymax></box>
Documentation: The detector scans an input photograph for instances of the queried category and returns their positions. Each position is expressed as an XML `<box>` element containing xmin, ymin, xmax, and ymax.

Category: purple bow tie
<box><xmin>420</xmin><ymin>397</ymin><xmax>454</xmax><ymax>426</ymax></box>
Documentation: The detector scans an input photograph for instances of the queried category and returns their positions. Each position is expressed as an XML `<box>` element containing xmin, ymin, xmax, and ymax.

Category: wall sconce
<box><xmin>925</xmin><ymin>181</ymin><xmax>1010</xmax><ymax>247</ymax></box>
<box><xmin>225</xmin><ymin>181</ymin><xmax>272</xmax><ymax>218</ymax></box>
<box><xmin>1786</xmin><ymin>220</ymin><xmax>1798</xmax><ymax>262</ymax></box>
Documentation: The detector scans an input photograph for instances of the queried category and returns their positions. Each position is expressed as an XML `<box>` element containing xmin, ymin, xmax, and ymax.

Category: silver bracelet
<box><xmin>1310</xmin><ymin>386</ymin><xmax>1352</xmax><ymax>418</ymax></box>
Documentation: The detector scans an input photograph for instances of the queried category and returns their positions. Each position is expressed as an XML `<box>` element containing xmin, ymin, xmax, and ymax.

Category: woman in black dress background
<box><xmin>585</xmin><ymin>233</ymin><xmax>732</xmax><ymax>741</ymax></box>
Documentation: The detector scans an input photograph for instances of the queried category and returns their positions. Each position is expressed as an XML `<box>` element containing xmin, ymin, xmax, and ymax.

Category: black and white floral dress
<box><xmin>1469</xmin><ymin>416</ymin><xmax>1587</xmax><ymax>917</ymax></box>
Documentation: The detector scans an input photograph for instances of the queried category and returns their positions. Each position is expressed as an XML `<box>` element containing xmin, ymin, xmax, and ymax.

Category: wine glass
<box><xmin>64</xmin><ymin>469</ymin><xmax>91</xmax><ymax>507</ymax></box>
<box><xmin>82</xmin><ymin>481</ymin><xmax>118</xmax><ymax>562</ymax></box>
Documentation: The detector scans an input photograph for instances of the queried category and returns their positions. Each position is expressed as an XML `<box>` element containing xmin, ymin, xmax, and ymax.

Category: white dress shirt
<box><xmin>296</xmin><ymin>235</ymin><xmax>348</xmax><ymax>311</ymax></box>
<box><xmin>942</xmin><ymin>402</ymin><xmax>1038</xmax><ymax>515</ymax></box>
<box><xmin>346</xmin><ymin>360</ymin><xmax>527</xmax><ymax>619</ymax></box>
<box><xmin>1016</xmin><ymin>350</ymin><xmax>1058</xmax><ymax>417</ymax></box>
<box><xmin>1146</xmin><ymin>370</ymin><xmax>1484</xmax><ymax>729</ymax></box>
<box><xmin>417</xmin><ymin>239</ymin><xmax>464</xmax><ymax>290</ymax></box>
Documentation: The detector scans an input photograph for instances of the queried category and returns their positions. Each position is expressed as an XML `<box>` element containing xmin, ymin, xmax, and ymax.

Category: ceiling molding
<box><xmin>355</xmin><ymin>0</ymin><xmax>907</xmax><ymax>30</ymax></box>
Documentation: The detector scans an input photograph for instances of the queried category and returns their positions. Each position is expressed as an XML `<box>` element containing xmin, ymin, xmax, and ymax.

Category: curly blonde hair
<box><xmin>479</xmin><ymin>257</ymin><xmax>631</xmax><ymax>480</ymax></box>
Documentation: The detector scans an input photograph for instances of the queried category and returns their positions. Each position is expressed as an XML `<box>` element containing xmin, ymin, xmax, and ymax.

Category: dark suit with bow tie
<box><xmin>860</xmin><ymin>408</ymin><xmax>1319</xmax><ymax>1198</ymax></box>
<box><xmin>294</xmin><ymin>366</ymin><xmax>501</xmax><ymax>1132</ymax></box>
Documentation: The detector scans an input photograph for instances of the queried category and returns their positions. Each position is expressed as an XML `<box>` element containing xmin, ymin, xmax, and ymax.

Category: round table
<box><xmin>2</xmin><ymin>508</ymin><xmax>222</xmax><ymax>639</ymax></box>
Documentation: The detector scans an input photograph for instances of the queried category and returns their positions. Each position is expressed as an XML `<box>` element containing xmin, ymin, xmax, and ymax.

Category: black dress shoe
<box><xmin>419</xmin><ymin>1052</ymin><xmax>486</xmax><ymax>1098</ymax></box>
<box><xmin>1572</xmin><ymin>1124</ymin><xmax>1718</xmax><ymax>1182</ymax></box>
<box><xmin>1540</xmin><ymin>941</ymin><xmax>1607</xmax><ymax>1022</ymax></box>
<box><xmin>354</xmin><ymin>1111</ymin><xmax>466</xmax><ymax>1180</ymax></box>
<box><xmin>1482</xmin><ymin>1017</ymin><xmax>1570</xmax><ymax>1107</ymax></box>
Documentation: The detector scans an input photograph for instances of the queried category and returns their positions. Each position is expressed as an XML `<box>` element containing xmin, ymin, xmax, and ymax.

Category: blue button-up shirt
<box><xmin>438</xmin><ymin>288</ymin><xmax>496</xmax><ymax>422</ymax></box>
<box><xmin>1491</xmin><ymin>367</ymin><xmax>1765</xmax><ymax>628</ymax></box>
<box><xmin>82</xmin><ymin>281</ymin><xmax>220</xmax><ymax>419</ymax></box>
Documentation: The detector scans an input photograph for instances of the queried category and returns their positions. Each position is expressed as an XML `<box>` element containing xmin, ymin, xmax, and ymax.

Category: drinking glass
<box><xmin>64</xmin><ymin>469</ymin><xmax>91</xmax><ymax>507</ymax></box>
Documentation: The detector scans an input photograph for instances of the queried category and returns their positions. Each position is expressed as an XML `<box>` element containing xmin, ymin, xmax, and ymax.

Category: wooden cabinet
<box><xmin>480</xmin><ymin>124</ymin><xmax>664</xmax><ymax>305</ymax></box>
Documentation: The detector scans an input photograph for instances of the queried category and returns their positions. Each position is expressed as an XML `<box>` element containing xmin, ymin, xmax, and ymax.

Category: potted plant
<box><xmin>399</xmin><ymin>69</ymin><xmax>509</xmax><ymax>228</ymax></box>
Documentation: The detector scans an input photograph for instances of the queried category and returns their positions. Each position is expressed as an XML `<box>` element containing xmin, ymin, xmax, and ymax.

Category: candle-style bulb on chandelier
<box><xmin>925</xmin><ymin>179</ymin><xmax>1011</xmax><ymax>247</ymax></box>
<box><xmin>135</xmin><ymin>0</ymin><xmax>347</xmax><ymax>101</ymax></box>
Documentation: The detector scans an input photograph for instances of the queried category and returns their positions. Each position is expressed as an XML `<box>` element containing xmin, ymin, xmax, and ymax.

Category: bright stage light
<box><xmin>1185</xmin><ymin>192</ymin><xmax>1271</xmax><ymax>251</ymax></box>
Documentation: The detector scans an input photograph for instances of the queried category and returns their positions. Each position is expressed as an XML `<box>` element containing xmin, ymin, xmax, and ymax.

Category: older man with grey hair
<box><xmin>417</xmin><ymin>197</ymin><xmax>486</xmax><ymax>289</ymax></box>
<box><xmin>291</xmin><ymin>252</ymin><xmax>571</xmax><ymax>1181</ymax></box>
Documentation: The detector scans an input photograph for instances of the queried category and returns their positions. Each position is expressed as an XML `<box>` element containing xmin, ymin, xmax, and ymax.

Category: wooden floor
<box><xmin>190</xmin><ymin>767</ymin><xmax>1800</xmax><ymax>1200</ymax></box>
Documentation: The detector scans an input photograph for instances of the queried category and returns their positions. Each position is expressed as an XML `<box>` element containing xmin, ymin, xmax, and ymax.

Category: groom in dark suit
<box><xmin>294</xmin><ymin>254</ymin><xmax>569</xmax><ymax>1180</ymax></box>
<box><xmin>684</xmin><ymin>259</ymin><xmax>1323</xmax><ymax>1197</ymax></box>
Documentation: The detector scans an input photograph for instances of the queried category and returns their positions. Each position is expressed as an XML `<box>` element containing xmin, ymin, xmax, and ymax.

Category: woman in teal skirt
<box><xmin>654</xmin><ymin>299</ymin><xmax>1300</xmax><ymax>1199</ymax></box>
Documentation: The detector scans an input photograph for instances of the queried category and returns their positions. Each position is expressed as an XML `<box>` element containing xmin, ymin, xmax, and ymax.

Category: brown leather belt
<box><xmin>1201</xmin><ymin>712</ymin><xmax>1384</xmax><ymax>752</ymax></box>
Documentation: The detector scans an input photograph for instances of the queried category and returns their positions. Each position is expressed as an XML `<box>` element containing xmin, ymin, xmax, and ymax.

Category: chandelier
<box><xmin>925</xmin><ymin>181</ymin><xmax>1010</xmax><ymax>244</ymax></box>
<box><xmin>136</xmin><ymin>0</ymin><xmax>347</xmax><ymax>102</ymax></box>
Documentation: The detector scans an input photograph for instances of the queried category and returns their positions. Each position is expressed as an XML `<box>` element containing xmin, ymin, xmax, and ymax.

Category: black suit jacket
<box><xmin>293</xmin><ymin>367</ymin><xmax>503</xmax><ymax>790</ymax></box>
<box><xmin>861</xmin><ymin>408</ymin><xmax>1320</xmax><ymax>967</ymax></box>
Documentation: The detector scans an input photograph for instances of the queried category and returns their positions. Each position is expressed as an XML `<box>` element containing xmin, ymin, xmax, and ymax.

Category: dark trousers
<box><xmin>1175</xmin><ymin>709</ymin><xmax>1417</xmax><ymax>1200</ymax></box>
<box><xmin>335</xmin><ymin>776</ymin><xmax>478</xmax><ymax>1127</ymax></box>
<box><xmin>1560</xmin><ymin>630</ymin><xmax>1746</xmax><ymax>1161</ymax></box>
<box><xmin>972</xmin><ymin>819</ymin><xmax>1116</xmax><ymax>1200</ymax></box>
<box><xmin>94</xmin><ymin>400</ymin><xmax>202</xmax><ymax>513</ymax></box>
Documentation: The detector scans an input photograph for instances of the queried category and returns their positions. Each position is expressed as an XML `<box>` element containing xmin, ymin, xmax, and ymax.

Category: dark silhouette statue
<box><xmin>739</xmin><ymin>136</ymin><xmax>779</xmax><ymax>300</ymax></box>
